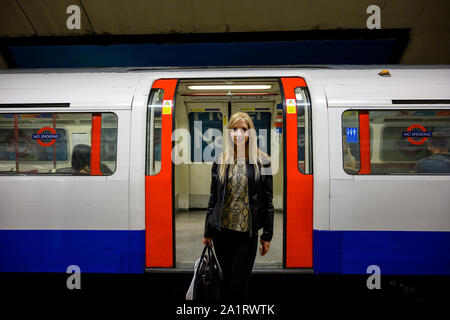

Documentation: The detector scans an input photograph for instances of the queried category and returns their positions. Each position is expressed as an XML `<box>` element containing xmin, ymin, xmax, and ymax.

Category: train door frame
<box><xmin>145</xmin><ymin>77</ymin><xmax>313</xmax><ymax>270</ymax></box>
<box><xmin>280</xmin><ymin>77</ymin><xmax>313</xmax><ymax>268</ymax></box>
<box><xmin>145</xmin><ymin>79</ymin><xmax>179</xmax><ymax>268</ymax></box>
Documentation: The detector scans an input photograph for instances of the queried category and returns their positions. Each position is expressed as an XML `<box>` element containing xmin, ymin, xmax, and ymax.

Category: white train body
<box><xmin>0</xmin><ymin>67</ymin><xmax>449</xmax><ymax>275</ymax></box>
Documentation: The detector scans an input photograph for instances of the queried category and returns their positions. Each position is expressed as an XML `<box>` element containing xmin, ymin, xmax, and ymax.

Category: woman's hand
<box><xmin>259</xmin><ymin>239</ymin><xmax>270</xmax><ymax>256</ymax></box>
<box><xmin>202</xmin><ymin>237</ymin><xmax>213</xmax><ymax>248</ymax></box>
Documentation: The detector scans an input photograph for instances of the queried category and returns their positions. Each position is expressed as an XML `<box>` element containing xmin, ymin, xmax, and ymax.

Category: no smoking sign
<box><xmin>32</xmin><ymin>127</ymin><xmax>60</xmax><ymax>147</ymax></box>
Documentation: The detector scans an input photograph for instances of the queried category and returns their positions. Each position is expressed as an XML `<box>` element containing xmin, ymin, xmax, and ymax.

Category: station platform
<box><xmin>175</xmin><ymin>210</ymin><xmax>284</xmax><ymax>270</ymax></box>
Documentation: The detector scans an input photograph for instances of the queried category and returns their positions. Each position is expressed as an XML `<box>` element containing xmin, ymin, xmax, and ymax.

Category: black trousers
<box><xmin>213</xmin><ymin>228</ymin><xmax>258</xmax><ymax>301</ymax></box>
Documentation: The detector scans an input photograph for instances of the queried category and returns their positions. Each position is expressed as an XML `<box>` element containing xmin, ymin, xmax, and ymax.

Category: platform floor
<box><xmin>175</xmin><ymin>210</ymin><xmax>283</xmax><ymax>269</ymax></box>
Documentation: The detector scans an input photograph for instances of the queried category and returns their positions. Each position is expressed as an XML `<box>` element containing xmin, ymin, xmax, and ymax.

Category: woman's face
<box><xmin>230</xmin><ymin>118</ymin><xmax>249</xmax><ymax>146</ymax></box>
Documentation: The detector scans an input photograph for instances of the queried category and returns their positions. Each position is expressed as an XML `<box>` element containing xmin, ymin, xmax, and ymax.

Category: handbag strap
<box><xmin>196</xmin><ymin>242</ymin><xmax>223</xmax><ymax>280</ymax></box>
<box><xmin>195</xmin><ymin>244</ymin><xmax>209</xmax><ymax>279</ymax></box>
<box><xmin>209</xmin><ymin>241</ymin><xmax>223</xmax><ymax>280</ymax></box>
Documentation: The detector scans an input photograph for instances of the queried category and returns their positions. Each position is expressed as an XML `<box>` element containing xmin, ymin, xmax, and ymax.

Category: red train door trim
<box><xmin>359</xmin><ymin>111</ymin><xmax>371</xmax><ymax>174</ymax></box>
<box><xmin>90</xmin><ymin>113</ymin><xmax>102</xmax><ymax>176</ymax></box>
<box><xmin>145</xmin><ymin>79</ymin><xmax>178</xmax><ymax>267</ymax></box>
<box><xmin>281</xmin><ymin>77</ymin><xmax>313</xmax><ymax>268</ymax></box>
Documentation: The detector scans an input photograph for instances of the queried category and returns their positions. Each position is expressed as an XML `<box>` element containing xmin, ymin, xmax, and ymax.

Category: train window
<box><xmin>342</xmin><ymin>109</ymin><xmax>450</xmax><ymax>175</ymax></box>
<box><xmin>188</xmin><ymin>111</ymin><xmax>223</xmax><ymax>162</ymax></box>
<box><xmin>100</xmin><ymin>113</ymin><xmax>118</xmax><ymax>175</ymax></box>
<box><xmin>342</xmin><ymin>110</ymin><xmax>361</xmax><ymax>174</ymax></box>
<box><xmin>295</xmin><ymin>87</ymin><xmax>313</xmax><ymax>174</ymax></box>
<box><xmin>146</xmin><ymin>88</ymin><xmax>164</xmax><ymax>175</ymax></box>
<box><xmin>0</xmin><ymin>112</ymin><xmax>118</xmax><ymax>175</ymax></box>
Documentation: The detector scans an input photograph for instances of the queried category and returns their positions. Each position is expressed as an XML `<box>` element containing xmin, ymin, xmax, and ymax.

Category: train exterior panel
<box><xmin>0</xmin><ymin>67</ymin><xmax>449</xmax><ymax>275</ymax></box>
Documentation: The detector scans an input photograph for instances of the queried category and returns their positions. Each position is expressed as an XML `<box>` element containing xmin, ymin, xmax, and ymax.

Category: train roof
<box><xmin>0</xmin><ymin>64</ymin><xmax>449</xmax><ymax>73</ymax></box>
<box><xmin>0</xmin><ymin>65</ymin><xmax>449</xmax><ymax>108</ymax></box>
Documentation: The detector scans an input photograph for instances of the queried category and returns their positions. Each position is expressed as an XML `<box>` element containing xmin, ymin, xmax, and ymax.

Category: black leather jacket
<box><xmin>204</xmin><ymin>155</ymin><xmax>274</xmax><ymax>242</ymax></box>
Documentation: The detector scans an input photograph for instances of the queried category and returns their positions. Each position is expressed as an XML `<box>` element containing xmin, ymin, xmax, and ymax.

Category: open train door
<box><xmin>145</xmin><ymin>79</ymin><xmax>178</xmax><ymax>268</ymax></box>
<box><xmin>280</xmin><ymin>78</ymin><xmax>313</xmax><ymax>268</ymax></box>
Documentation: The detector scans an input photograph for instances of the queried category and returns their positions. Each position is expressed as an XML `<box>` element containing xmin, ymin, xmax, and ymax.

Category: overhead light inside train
<box><xmin>187</xmin><ymin>85</ymin><xmax>272</xmax><ymax>90</ymax></box>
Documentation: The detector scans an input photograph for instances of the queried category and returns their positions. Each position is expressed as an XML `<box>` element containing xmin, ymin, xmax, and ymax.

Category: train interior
<box><xmin>173</xmin><ymin>78</ymin><xmax>284</xmax><ymax>269</ymax></box>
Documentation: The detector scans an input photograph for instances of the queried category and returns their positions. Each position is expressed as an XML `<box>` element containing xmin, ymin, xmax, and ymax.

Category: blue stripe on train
<box><xmin>0</xmin><ymin>230</ymin><xmax>145</xmax><ymax>274</ymax></box>
<box><xmin>2</xmin><ymin>229</ymin><xmax>449</xmax><ymax>275</ymax></box>
<box><xmin>313</xmin><ymin>230</ymin><xmax>450</xmax><ymax>275</ymax></box>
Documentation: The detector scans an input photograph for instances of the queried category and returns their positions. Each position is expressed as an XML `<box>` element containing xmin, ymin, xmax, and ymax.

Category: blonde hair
<box><xmin>217</xmin><ymin>112</ymin><xmax>270</xmax><ymax>182</ymax></box>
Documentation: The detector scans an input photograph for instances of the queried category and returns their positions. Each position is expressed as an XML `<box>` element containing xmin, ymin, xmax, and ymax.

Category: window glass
<box><xmin>342</xmin><ymin>110</ymin><xmax>361</xmax><ymax>174</ymax></box>
<box><xmin>189</xmin><ymin>111</ymin><xmax>223</xmax><ymax>162</ymax></box>
<box><xmin>295</xmin><ymin>87</ymin><xmax>313</xmax><ymax>174</ymax></box>
<box><xmin>0</xmin><ymin>127</ymin><xmax>68</xmax><ymax>162</ymax></box>
<box><xmin>146</xmin><ymin>88</ymin><xmax>164</xmax><ymax>175</ymax></box>
<box><xmin>100</xmin><ymin>113</ymin><xmax>118</xmax><ymax>175</ymax></box>
<box><xmin>0</xmin><ymin>112</ymin><xmax>118</xmax><ymax>175</ymax></box>
<box><xmin>342</xmin><ymin>109</ymin><xmax>450</xmax><ymax>175</ymax></box>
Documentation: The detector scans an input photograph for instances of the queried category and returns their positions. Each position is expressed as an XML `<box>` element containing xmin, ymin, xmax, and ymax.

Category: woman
<box><xmin>202</xmin><ymin>112</ymin><xmax>274</xmax><ymax>301</ymax></box>
<box><xmin>71</xmin><ymin>144</ymin><xmax>91</xmax><ymax>174</ymax></box>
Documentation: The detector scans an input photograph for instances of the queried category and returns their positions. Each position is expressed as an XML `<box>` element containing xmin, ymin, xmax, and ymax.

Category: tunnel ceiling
<box><xmin>0</xmin><ymin>0</ymin><xmax>449</xmax><ymax>65</ymax></box>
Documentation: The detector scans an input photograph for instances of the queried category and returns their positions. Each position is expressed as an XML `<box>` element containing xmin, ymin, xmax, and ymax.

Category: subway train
<box><xmin>0</xmin><ymin>66</ymin><xmax>449</xmax><ymax>276</ymax></box>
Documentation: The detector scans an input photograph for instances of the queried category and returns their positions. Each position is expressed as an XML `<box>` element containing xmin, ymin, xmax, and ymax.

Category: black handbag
<box><xmin>193</xmin><ymin>243</ymin><xmax>223</xmax><ymax>301</ymax></box>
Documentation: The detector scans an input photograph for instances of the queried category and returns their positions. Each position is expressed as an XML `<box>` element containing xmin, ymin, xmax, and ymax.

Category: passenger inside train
<box><xmin>56</xmin><ymin>144</ymin><xmax>112</xmax><ymax>175</ymax></box>
<box><xmin>71</xmin><ymin>143</ymin><xmax>90</xmax><ymax>174</ymax></box>
<box><xmin>56</xmin><ymin>144</ymin><xmax>91</xmax><ymax>174</ymax></box>
<box><xmin>415</xmin><ymin>134</ymin><xmax>450</xmax><ymax>173</ymax></box>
